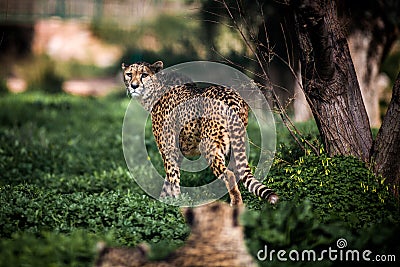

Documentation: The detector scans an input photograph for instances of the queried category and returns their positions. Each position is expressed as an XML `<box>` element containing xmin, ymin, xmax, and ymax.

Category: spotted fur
<box><xmin>121</xmin><ymin>61</ymin><xmax>278</xmax><ymax>205</ymax></box>
<box><xmin>95</xmin><ymin>202</ymin><xmax>256</xmax><ymax>267</ymax></box>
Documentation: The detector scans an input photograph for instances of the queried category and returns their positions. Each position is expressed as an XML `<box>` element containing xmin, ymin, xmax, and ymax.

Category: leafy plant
<box><xmin>0</xmin><ymin>230</ymin><xmax>100</xmax><ymax>267</ymax></box>
<box><xmin>0</xmin><ymin>92</ymin><xmax>398</xmax><ymax>266</ymax></box>
<box><xmin>242</xmin><ymin>200</ymin><xmax>400</xmax><ymax>267</ymax></box>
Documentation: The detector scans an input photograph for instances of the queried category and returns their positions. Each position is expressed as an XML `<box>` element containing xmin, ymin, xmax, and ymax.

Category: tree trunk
<box><xmin>372</xmin><ymin>72</ymin><xmax>400</xmax><ymax>194</ymax></box>
<box><xmin>293</xmin><ymin>66</ymin><xmax>312</xmax><ymax>122</ymax></box>
<box><xmin>293</xmin><ymin>0</ymin><xmax>373</xmax><ymax>162</ymax></box>
<box><xmin>348</xmin><ymin>31</ymin><xmax>389</xmax><ymax>128</ymax></box>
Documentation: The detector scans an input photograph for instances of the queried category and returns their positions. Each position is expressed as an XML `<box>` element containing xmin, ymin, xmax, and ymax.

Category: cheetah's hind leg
<box><xmin>160</xmin><ymin>178</ymin><xmax>181</xmax><ymax>199</ymax></box>
<box><xmin>158</xmin><ymin>151</ymin><xmax>182</xmax><ymax>199</ymax></box>
<box><xmin>199</xmin><ymin>143</ymin><xmax>243</xmax><ymax>206</ymax></box>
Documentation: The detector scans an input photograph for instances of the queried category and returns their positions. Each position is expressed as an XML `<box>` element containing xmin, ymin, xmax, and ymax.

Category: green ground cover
<box><xmin>0</xmin><ymin>92</ymin><xmax>398</xmax><ymax>266</ymax></box>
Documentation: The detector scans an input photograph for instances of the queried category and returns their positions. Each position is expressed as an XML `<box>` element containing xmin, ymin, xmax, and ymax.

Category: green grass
<box><xmin>0</xmin><ymin>91</ymin><xmax>399</xmax><ymax>266</ymax></box>
<box><xmin>0</xmin><ymin>92</ymin><xmax>189</xmax><ymax>266</ymax></box>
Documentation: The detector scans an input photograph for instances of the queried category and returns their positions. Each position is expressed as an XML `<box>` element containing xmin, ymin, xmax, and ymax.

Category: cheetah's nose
<box><xmin>131</xmin><ymin>84</ymin><xmax>139</xmax><ymax>89</ymax></box>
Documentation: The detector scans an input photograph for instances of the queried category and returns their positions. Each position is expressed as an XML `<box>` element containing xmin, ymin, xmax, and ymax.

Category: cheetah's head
<box><xmin>121</xmin><ymin>61</ymin><xmax>163</xmax><ymax>99</ymax></box>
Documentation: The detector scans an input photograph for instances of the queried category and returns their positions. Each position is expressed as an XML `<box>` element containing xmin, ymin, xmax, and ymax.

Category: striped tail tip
<box><xmin>267</xmin><ymin>193</ymin><xmax>279</xmax><ymax>205</ymax></box>
<box><xmin>260</xmin><ymin>188</ymin><xmax>279</xmax><ymax>205</ymax></box>
<box><xmin>244</xmin><ymin>176</ymin><xmax>279</xmax><ymax>204</ymax></box>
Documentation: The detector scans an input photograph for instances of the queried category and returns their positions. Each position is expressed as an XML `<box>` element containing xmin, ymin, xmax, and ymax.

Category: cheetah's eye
<box><xmin>126</xmin><ymin>73</ymin><xmax>132</xmax><ymax>78</ymax></box>
<box><xmin>140</xmin><ymin>73</ymin><xmax>149</xmax><ymax>79</ymax></box>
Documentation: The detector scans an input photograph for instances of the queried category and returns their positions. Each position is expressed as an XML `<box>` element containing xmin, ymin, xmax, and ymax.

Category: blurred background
<box><xmin>0</xmin><ymin>0</ymin><xmax>399</xmax><ymax>124</ymax></box>
<box><xmin>0</xmin><ymin>0</ymin><xmax>206</xmax><ymax>96</ymax></box>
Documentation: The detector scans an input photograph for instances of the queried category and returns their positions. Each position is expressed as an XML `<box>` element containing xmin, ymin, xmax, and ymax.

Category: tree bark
<box><xmin>293</xmin><ymin>0</ymin><xmax>373</xmax><ymax>162</ymax></box>
<box><xmin>372</xmin><ymin>72</ymin><xmax>400</xmax><ymax>193</ymax></box>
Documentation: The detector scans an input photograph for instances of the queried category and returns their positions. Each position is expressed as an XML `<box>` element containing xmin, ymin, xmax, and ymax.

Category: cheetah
<box><xmin>121</xmin><ymin>61</ymin><xmax>278</xmax><ymax>205</ymax></box>
<box><xmin>95</xmin><ymin>202</ymin><xmax>256</xmax><ymax>267</ymax></box>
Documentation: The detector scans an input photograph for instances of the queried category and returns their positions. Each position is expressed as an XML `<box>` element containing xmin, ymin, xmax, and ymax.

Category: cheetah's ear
<box><xmin>181</xmin><ymin>207</ymin><xmax>195</xmax><ymax>226</ymax></box>
<box><xmin>121</xmin><ymin>63</ymin><xmax>127</xmax><ymax>70</ymax></box>
<box><xmin>151</xmin><ymin>61</ymin><xmax>163</xmax><ymax>73</ymax></box>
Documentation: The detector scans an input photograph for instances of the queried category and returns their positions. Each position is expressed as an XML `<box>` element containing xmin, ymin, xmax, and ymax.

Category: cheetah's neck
<box><xmin>139</xmin><ymin>77</ymin><xmax>170</xmax><ymax>112</ymax></box>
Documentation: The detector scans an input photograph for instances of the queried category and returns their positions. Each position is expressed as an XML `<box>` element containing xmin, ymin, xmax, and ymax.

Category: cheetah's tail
<box><xmin>229</xmin><ymin>112</ymin><xmax>278</xmax><ymax>204</ymax></box>
<box><xmin>240</xmin><ymin>170</ymin><xmax>278</xmax><ymax>204</ymax></box>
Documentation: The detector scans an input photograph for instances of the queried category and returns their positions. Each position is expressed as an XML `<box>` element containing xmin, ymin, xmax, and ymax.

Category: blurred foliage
<box><xmin>92</xmin><ymin>13</ymin><xmax>206</xmax><ymax>67</ymax></box>
<box><xmin>14</xmin><ymin>56</ymin><xmax>64</xmax><ymax>93</ymax></box>
<box><xmin>53</xmin><ymin>60</ymin><xmax>115</xmax><ymax>80</ymax></box>
<box><xmin>243</xmin><ymin>200</ymin><xmax>400</xmax><ymax>267</ymax></box>
<box><xmin>0</xmin><ymin>230</ymin><xmax>99</xmax><ymax>267</ymax></box>
<box><xmin>90</xmin><ymin>11</ymin><xmax>255</xmax><ymax>74</ymax></box>
<box><xmin>381</xmin><ymin>42</ymin><xmax>400</xmax><ymax>82</ymax></box>
<box><xmin>0</xmin><ymin>92</ymin><xmax>399</xmax><ymax>266</ymax></box>
<box><xmin>0</xmin><ymin>79</ymin><xmax>8</xmax><ymax>94</ymax></box>
<box><xmin>12</xmin><ymin>55</ymin><xmax>116</xmax><ymax>93</ymax></box>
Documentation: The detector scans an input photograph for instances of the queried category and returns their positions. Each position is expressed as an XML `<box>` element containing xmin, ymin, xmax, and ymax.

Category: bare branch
<box><xmin>216</xmin><ymin>0</ymin><xmax>319</xmax><ymax>155</ymax></box>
